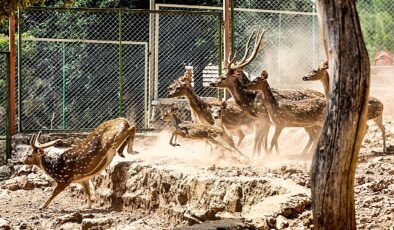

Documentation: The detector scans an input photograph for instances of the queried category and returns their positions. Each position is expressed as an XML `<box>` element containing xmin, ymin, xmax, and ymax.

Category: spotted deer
<box><xmin>22</xmin><ymin>118</ymin><xmax>136</xmax><ymax>209</ymax></box>
<box><xmin>168</xmin><ymin>70</ymin><xmax>254</xmax><ymax>148</ymax></box>
<box><xmin>161</xmin><ymin>105</ymin><xmax>247</xmax><ymax>160</ymax></box>
<box><xmin>303</xmin><ymin>60</ymin><xmax>386</xmax><ymax>152</ymax></box>
<box><xmin>210</xmin><ymin>31</ymin><xmax>272</xmax><ymax>156</ymax></box>
<box><xmin>246</xmin><ymin>70</ymin><xmax>326</xmax><ymax>155</ymax></box>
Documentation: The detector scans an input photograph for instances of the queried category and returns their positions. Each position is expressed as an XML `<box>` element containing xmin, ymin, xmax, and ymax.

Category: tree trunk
<box><xmin>311</xmin><ymin>0</ymin><xmax>370</xmax><ymax>229</ymax></box>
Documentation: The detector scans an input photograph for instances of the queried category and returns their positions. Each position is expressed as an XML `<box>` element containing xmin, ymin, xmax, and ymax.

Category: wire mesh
<box><xmin>19</xmin><ymin>8</ymin><xmax>222</xmax><ymax>131</ymax></box>
<box><xmin>232</xmin><ymin>1</ymin><xmax>325</xmax><ymax>87</ymax></box>
<box><xmin>0</xmin><ymin>53</ymin><xmax>6</xmax><ymax>136</ymax></box>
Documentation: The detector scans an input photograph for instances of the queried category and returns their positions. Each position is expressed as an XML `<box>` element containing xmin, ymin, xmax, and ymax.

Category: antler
<box><xmin>229</xmin><ymin>30</ymin><xmax>265</xmax><ymax>70</ymax></box>
<box><xmin>32</xmin><ymin>131</ymin><xmax>62</xmax><ymax>149</ymax></box>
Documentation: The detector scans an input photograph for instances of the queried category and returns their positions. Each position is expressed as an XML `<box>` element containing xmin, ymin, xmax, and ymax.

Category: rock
<box><xmin>223</xmin><ymin>184</ymin><xmax>242</xmax><ymax>212</ymax></box>
<box><xmin>368</xmin><ymin>180</ymin><xmax>388</xmax><ymax>192</ymax></box>
<box><xmin>276</xmin><ymin>215</ymin><xmax>289</xmax><ymax>229</ymax></box>
<box><xmin>56</xmin><ymin>212</ymin><xmax>83</xmax><ymax>226</ymax></box>
<box><xmin>0</xmin><ymin>218</ymin><xmax>11</xmax><ymax>230</ymax></box>
<box><xmin>388</xmin><ymin>169</ymin><xmax>394</xmax><ymax>175</ymax></box>
<box><xmin>251</xmin><ymin>218</ymin><xmax>270</xmax><ymax>230</ymax></box>
<box><xmin>59</xmin><ymin>222</ymin><xmax>81</xmax><ymax>230</ymax></box>
<box><xmin>17</xmin><ymin>175</ymin><xmax>35</xmax><ymax>190</ymax></box>
<box><xmin>388</xmin><ymin>184</ymin><xmax>394</xmax><ymax>195</ymax></box>
<box><xmin>0</xmin><ymin>165</ymin><xmax>11</xmax><ymax>177</ymax></box>
<box><xmin>359</xmin><ymin>216</ymin><xmax>370</xmax><ymax>224</ymax></box>
<box><xmin>81</xmin><ymin>217</ymin><xmax>112</xmax><ymax>230</ymax></box>
<box><xmin>174</xmin><ymin>219</ymin><xmax>253</xmax><ymax>230</ymax></box>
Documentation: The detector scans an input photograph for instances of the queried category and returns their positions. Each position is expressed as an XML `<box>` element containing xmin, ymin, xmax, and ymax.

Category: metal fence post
<box><xmin>62</xmin><ymin>43</ymin><xmax>67</xmax><ymax>129</ymax></box>
<box><xmin>3</xmin><ymin>52</ymin><xmax>11</xmax><ymax>160</ymax></box>
<box><xmin>17</xmin><ymin>10</ymin><xmax>22</xmax><ymax>133</ymax></box>
<box><xmin>118</xmin><ymin>10</ymin><xmax>123</xmax><ymax>117</ymax></box>
<box><xmin>218</xmin><ymin>13</ymin><xmax>223</xmax><ymax>99</ymax></box>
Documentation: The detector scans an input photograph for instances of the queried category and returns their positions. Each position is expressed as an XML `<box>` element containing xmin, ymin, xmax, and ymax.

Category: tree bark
<box><xmin>311</xmin><ymin>0</ymin><xmax>370</xmax><ymax>229</ymax></box>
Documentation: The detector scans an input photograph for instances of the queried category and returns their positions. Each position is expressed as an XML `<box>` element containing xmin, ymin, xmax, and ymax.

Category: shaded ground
<box><xmin>0</xmin><ymin>117</ymin><xmax>393</xmax><ymax>229</ymax></box>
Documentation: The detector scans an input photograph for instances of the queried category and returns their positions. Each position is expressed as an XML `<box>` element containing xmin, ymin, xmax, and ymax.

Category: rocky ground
<box><xmin>0</xmin><ymin>118</ymin><xmax>393</xmax><ymax>230</ymax></box>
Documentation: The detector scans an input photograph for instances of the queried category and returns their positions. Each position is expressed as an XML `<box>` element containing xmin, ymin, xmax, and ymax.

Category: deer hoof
<box><xmin>39</xmin><ymin>205</ymin><xmax>47</xmax><ymax>210</ymax></box>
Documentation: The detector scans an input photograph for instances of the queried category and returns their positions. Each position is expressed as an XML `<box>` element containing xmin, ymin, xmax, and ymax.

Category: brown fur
<box><xmin>23</xmin><ymin>118</ymin><xmax>136</xmax><ymax>209</ymax></box>
<box><xmin>303</xmin><ymin>61</ymin><xmax>386</xmax><ymax>152</ymax></box>
<box><xmin>246</xmin><ymin>70</ymin><xmax>326</xmax><ymax>155</ymax></box>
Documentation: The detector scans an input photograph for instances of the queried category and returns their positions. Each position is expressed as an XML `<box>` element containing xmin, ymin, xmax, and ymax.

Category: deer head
<box><xmin>303</xmin><ymin>60</ymin><xmax>329</xmax><ymax>81</ymax></box>
<box><xmin>168</xmin><ymin>70</ymin><xmax>193</xmax><ymax>98</ymax></box>
<box><xmin>210</xmin><ymin>31</ymin><xmax>265</xmax><ymax>88</ymax></box>
<box><xmin>23</xmin><ymin>132</ymin><xmax>62</xmax><ymax>166</ymax></box>
<box><xmin>161</xmin><ymin>105</ymin><xmax>178</xmax><ymax>122</ymax></box>
<box><xmin>210</xmin><ymin>101</ymin><xmax>227</xmax><ymax>120</ymax></box>
<box><xmin>246</xmin><ymin>70</ymin><xmax>269</xmax><ymax>91</ymax></box>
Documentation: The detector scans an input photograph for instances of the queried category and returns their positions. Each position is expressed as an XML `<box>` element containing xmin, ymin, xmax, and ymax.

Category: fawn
<box><xmin>161</xmin><ymin>105</ymin><xmax>248</xmax><ymax>160</ymax></box>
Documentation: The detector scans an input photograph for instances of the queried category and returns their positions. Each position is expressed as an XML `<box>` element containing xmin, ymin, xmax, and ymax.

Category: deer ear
<box><xmin>261</xmin><ymin>70</ymin><xmax>268</xmax><ymax>78</ymax></box>
<box><xmin>184</xmin><ymin>70</ymin><xmax>193</xmax><ymax>82</ymax></box>
<box><xmin>235</xmin><ymin>67</ymin><xmax>243</xmax><ymax>73</ymax></box>
<box><xmin>323</xmin><ymin>61</ymin><xmax>328</xmax><ymax>69</ymax></box>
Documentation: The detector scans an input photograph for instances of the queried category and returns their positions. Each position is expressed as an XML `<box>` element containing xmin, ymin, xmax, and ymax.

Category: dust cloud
<box><xmin>126</xmin><ymin>127</ymin><xmax>313</xmax><ymax>170</ymax></box>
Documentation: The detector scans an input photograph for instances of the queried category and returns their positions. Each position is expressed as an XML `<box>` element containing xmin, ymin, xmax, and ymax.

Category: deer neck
<box><xmin>229</xmin><ymin>78</ymin><xmax>257</xmax><ymax>110</ymax></box>
<box><xmin>184</xmin><ymin>86</ymin><xmax>208</xmax><ymax>112</ymax></box>
<box><xmin>320</xmin><ymin>71</ymin><xmax>330</xmax><ymax>99</ymax></box>
<box><xmin>171</xmin><ymin>113</ymin><xmax>182</xmax><ymax>130</ymax></box>
<box><xmin>259</xmin><ymin>81</ymin><xmax>279</xmax><ymax>116</ymax></box>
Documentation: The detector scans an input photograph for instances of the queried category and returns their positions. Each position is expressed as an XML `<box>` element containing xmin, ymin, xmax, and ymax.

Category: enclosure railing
<box><xmin>18</xmin><ymin>8</ymin><xmax>222</xmax><ymax>132</ymax></box>
<box><xmin>0</xmin><ymin>51</ymin><xmax>11</xmax><ymax>161</ymax></box>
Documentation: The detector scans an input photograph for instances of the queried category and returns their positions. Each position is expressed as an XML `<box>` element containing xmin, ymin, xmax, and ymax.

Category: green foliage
<box><xmin>358</xmin><ymin>0</ymin><xmax>394</xmax><ymax>58</ymax></box>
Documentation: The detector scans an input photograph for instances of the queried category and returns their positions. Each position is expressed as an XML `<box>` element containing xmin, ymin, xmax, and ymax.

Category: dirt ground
<box><xmin>0</xmin><ymin>117</ymin><xmax>393</xmax><ymax>230</ymax></box>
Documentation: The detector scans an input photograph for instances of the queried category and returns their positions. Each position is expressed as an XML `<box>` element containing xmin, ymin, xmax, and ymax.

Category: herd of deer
<box><xmin>164</xmin><ymin>31</ymin><xmax>386</xmax><ymax>159</ymax></box>
<box><xmin>20</xmin><ymin>31</ymin><xmax>386</xmax><ymax>209</ymax></box>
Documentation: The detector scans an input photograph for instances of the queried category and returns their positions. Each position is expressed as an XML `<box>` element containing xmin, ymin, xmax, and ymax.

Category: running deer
<box><xmin>22</xmin><ymin>118</ymin><xmax>136</xmax><ymax>209</ymax></box>
<box><xmin>246</xmin><ymin>70</ymin><xmax>327</xmax><ymax>155</ymax></box>
<box><xmin>160</xmin><ymin>105</ymin><xmax>247</xmax><ymax>160</ymax></box>
<box><xmin>168</xmin><ymin>70</ymin><xmax>254</xmax><ymax>148</ymax></box>
<box><xmin>303</xmin><ymin>60</ymin><xmax>386</xmax><ymax>152</ymax></box>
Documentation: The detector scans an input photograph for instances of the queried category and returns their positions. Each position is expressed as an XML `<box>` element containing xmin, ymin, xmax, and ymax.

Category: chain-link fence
<box><xmin>0</xmin><ymin>52</ymin><xmax>7</xmax><ymax>136</ymax></box>
<box><xmin>18</xmin><ymin>8</ymin><xmax>222</xmax><ymax>131</ymax></box>
<box><xmin>0</xmin><ymin>51</ymin><xmax>11</xmax><ymax>163</ymax></box>
<box><xmin>231</xmin><ymin>0</ymin><xmax>325</xmax><ymax>87</ymax></box>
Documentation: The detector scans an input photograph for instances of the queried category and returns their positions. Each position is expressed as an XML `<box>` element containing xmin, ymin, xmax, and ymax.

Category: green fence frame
<box><xmin>1</xmin><ymin>51</ymin><xmax>11</xmax><ymax>161</ymax></box>
<box><xmin>18</xmin><ymin>7</ymin><xmax>223</xmax><ymax>132</ymax></box>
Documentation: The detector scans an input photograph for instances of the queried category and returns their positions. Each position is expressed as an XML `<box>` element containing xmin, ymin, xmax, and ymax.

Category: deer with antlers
<box><xmin>210</xmin><ymin>31</ymin><xmax>272</xmax><ymax>156</ymax></box>
<box><xmin>303</xmin><ymin>61</ymin><xmax>386</xmax><ymax>152</ymax></box>
<box><xmin>210</xmin><ymin>31</ymin><xmax>327</xmax><ymax>155</ymax></box>
<box><xmin>22</xmin><ymin>118</ymin><xmax>136</xmax><ymax>209</ymax></box>
<box><xmin>168</xmin><ymin>70</ymin><xmax>254</xmax><ymax>148</ymax></box>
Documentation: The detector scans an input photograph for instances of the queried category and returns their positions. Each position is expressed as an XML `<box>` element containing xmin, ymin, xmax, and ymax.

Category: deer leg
<box><xmin>210</xmin><ymin>138</ymin><xmax>249</xmax><ymax>161</ymax></box>
<box><xmin>170</xmin><ymin>132</ymin><xmax>180</xmax><ymax>147</ymax></box>
<box><xmin>40</xmin><ymin>182</ymin><xmax>70</xmax><ymax>209</ymax></box>
<box><xmin>270</xmin><ymin>126</ymin><xmax>283</xmax><ymax>154</ymax></box>
<box><xmin>253</xmin><ymin>121</ymin><xmax>268</xmax><ymax>156</ymax></box>
<box><xmin>301</xmin><ymin>127</ymin><xmax>316</xmax><ymax>155</ymax></box>
<box><xmin>221</xmin><ymin>129</ymin><xmax>237</xmax><ymax>150</ymax></box>
<box><xmin>81</xmin><ymin>181</ymin><xmax>93</xmax><ymax>208</ymax></box>
<box><xmin>374</xmin><ymin>116</ymin><xmax>386</xmax><ymax>153</ymax></box>
<box><xmin>233</xmin><ymin>128</ymin><xmax>245</xmax><ymax>148</ymax></box>
<box><xmin>117</xmin><ymin>136</ymin><xmax>129</xmax><ymax>158</ymax></box>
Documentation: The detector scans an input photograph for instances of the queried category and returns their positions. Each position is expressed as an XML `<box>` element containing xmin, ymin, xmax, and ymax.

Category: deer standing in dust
<box><xmin>246</xmin><ymin>70</ymin><xmax>326</xmax><ymax>154</ymax></box>
<box><xmin>22</xmin><ymin>118</ymin><xmax>136</xmax><ymax>209</ymax></box>
<box><xmin>210</xmin><ymin>31</ymin><xmax>272</xmax><ymax>156</ymax></box>
<box><xmin>303</xmin><ymin>60</ymin><xmax>386</xmax><ymax>152</ymax></box>
<box><xmin>161</xmin><ymin>105</ymin><xmax>247</xmax><ymax>161</ymax></box>
<box><xmin>168</xmin><ymin>70</ymin><xmax>254</xmax><ymax>148</ymax></box>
